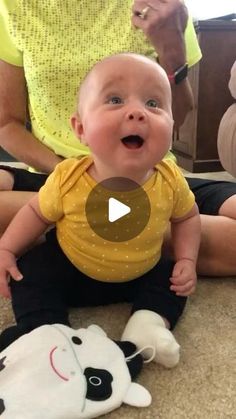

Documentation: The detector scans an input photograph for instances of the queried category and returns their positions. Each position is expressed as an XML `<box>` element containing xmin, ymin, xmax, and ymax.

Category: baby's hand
<box><xmin>170</xmin><ymin>259</ymin><xmax>197</xmax><ymax>297</ymax></box>
<box><xmin>0</xmin><ymin>249</ymin><xmax>23</xmax><ymax>298</ymax></box>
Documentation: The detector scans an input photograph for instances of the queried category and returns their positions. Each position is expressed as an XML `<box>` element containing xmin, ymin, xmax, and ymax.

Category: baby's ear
<box><xmin>71</xmin><ymin>112</ymin><xmax>86</xmax><ymax>143</ymax></box>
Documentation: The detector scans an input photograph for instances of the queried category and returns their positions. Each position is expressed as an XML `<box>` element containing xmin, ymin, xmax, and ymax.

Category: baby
<box><xmin>0</xmin><ymin>53</ymin><xmax>200</xmax><ymax>367</ymax></box>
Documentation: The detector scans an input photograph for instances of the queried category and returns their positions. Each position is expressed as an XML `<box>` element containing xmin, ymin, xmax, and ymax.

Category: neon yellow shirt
<box><xmin>38</xmin><ymin>157</ymin><xmax>195</xmax><ymax>282</ymax></box>
<box><xmin>0</xmin><ymin>0</ymin><xmax>201</xmax><ymax>163</ymax></box>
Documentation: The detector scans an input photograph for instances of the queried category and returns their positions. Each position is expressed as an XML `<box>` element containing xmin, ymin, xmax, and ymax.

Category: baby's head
<box><xmin>76</xmin><ymin>53</ymin><xmax>172</xmax><ymax>116</ymax></box>
<box><xmin>71</xmin><ymin>53</ymin><xmax>174</xmax><ymax>182</ymax></box>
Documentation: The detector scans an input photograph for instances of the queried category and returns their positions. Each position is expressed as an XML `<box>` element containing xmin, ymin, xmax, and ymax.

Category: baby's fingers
<box><xmin>8</xmin><ymin>266</ymin><xmax>23</xmax><ymax>281</ymax></box>
<box><xmin>170</xmin><ymin>280</ymin><xmax>196</xmax><ymax>296</ymax></box>
<box><xmin>0</xmin><ymin>266</ymin><xmax>23</xmax><ymax>298</ymax></box>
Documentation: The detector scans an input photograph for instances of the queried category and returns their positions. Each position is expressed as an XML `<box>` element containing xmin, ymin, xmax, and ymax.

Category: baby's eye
<box><xmin>108</xmin><ymin>96</ymin><xmax>123</xmax><ymax>105</ymax></box>
<box><xmin>146</xmin><ymin>99</ymin><xmax>159</xmax><ymax>108</ymax></box>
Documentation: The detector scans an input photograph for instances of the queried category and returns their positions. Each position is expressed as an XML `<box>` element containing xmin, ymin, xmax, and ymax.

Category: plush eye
<box><xmin>71</xmin><ymin>336</ymin><xmax>82</xmax><ymax>345</ymax></box>
<box><xmin>146</xmin><ymin>99</ymin><xmax>159</xmax><ymax>108</ymax></box>
<box><xmin>108</xmin><ymin>96</ymin><xmax>122</xmax><ymax>105</ymax></box>
<box><xmin>84</xmin><ymin>367</ymin><xmax>113</xmax><ymax>401</ymax></box>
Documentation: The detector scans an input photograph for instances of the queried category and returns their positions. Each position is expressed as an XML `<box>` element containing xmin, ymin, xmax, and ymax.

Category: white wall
<box><xmin>185</xmin><ymin>0</ymin><xmax>235</xmax><ymax>20</ymax></box>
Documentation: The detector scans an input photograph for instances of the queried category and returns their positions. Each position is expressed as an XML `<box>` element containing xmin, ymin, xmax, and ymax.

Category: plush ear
<box><xmin>123</xmin><ymin>382</ymin><xmax>152</xmax><ymax>407</ymax></box>
<box><xmin>87</xmin><ymin>324</ymin><xmax>107</xmax><ymax>337</ymax></box>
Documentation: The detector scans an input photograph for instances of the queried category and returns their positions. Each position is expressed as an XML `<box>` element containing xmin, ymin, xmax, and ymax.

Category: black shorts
<box><xmin>186</xmin><ymin>177</ymin><xmax>236</xmax><ymax>215</ymax></box>
<box><xmin>1</xmin><ymin>165</ymin><xmax>236</xmax><ymax>215</ymax></box>
<box><xmin>0</xmin><ymin>165</ymin><xmax>47</xmax><ymax>192</ymax></box>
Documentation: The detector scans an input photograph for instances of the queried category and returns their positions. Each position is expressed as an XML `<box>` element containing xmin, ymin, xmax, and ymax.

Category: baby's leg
<box><xmin>121</xmin><ymin>259</ymin><xmax>187</xmax><ymax>368</ymax></box>
<box><xmin>0</xmin><ymin>166</ymin><xmax>47</xmax><ymax>235</ymax></box>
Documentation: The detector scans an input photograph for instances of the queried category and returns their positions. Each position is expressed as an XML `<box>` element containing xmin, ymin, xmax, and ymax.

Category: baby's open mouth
<box><xmin>121</xmin><ymin>135</ymin><xmax>144</xmax><ymax>149</ymax></box>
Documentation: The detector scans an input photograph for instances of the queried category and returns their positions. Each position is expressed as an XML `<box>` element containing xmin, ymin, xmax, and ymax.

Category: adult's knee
<box><xmin>197</xmin><ymin>214</ymin><xmax>236</xmax><ymax>276</ymax></box>
<box><xmin>218</xmin><ymin>195</ymin><xmax>236</xmax><ymax>220</ymax></box>
<box><xmin>0</xmin><ymin>199</ymin><xmax>15</xmax><ymax>235</ymax></box>
<box><xmin>0</xmin><ymin>169</ymin><xmax>14</xmax><ymax>190</ymax></box>
<box><xmin>0</xmin><ymin>190</ymin><xmax>34</xmax><ymax>236</ymax></box>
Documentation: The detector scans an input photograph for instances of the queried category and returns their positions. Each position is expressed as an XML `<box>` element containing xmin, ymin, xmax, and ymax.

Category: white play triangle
<box><xmin>108</xmin><ymin>197</ymin><xmax>131</xmax><ymax>222</ymax></box>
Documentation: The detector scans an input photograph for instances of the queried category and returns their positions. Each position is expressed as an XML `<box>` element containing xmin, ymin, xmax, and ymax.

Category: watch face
<box><xmin>175</xmin><ymin>63</ymin><xmax>188</xmax><ymax>84</ymax></box>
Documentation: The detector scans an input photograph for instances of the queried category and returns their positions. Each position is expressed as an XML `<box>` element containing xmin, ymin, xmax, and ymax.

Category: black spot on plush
<box><xmin>0</xmin><ymin>399</ymin><xmax>5</xmax><ymax>415</ymax></box>
<box><xmin>0</xmin><ymin>357</ymin><xmax>6</xmax><ymax>372</ymax></box>
<box><xmin>115</xmin><ymin>341</ymin><xmax>143</xmax><ymax>379</ymax></box>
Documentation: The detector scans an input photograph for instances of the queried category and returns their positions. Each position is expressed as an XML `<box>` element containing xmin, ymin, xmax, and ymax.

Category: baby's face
<box><xmin>73</xmin><ymin>54</ymin><xmax>173</xmax><ymax>182</ymax></box>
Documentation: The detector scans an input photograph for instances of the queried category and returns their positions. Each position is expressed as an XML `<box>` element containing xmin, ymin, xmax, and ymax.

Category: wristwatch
<box><xmin>167</xmin><ymin>63</ymin><xmax>188</xmax><ymax>85</ymax></box>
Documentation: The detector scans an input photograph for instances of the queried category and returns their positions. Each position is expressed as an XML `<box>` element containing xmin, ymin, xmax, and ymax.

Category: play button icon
<box><xmin>108</xmin><ymin>198</ymin><xmax>131</xmax><ymax>222</ymax></box>
<box><xmin>85</xmin><ymin>177</ymin><xmax>151</xmax><ymax>242</ymax></box>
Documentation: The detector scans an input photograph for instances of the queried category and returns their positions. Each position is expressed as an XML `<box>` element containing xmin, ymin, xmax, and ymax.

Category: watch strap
<box><xmin>167</xmin><ymin>63</ymin><xmax>188</xmax><ymax>85</ymax></box>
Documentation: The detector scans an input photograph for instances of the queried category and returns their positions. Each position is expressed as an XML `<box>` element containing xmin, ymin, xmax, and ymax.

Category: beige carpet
<box><xmin>0</xmin><ymin>278</ymin><xmax>235</xmax><ymax>418</ymax></box>
<box><xmin>0</xmin><ymin>169</ymin><xmax>236</xmax><ymax>418</ymax></box>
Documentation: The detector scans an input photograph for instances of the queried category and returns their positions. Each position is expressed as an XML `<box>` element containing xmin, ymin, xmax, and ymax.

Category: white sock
<box><xmin>121</xmin><ymin>310</ymin><xmax>180</xmax><ymax>368</ymax></box>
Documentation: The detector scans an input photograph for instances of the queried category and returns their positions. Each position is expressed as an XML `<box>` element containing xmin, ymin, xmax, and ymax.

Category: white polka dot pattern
<box><xmin>38</xmin><ymin>157</ymin><xmax>195</xmax><ymax>282</ymax></box>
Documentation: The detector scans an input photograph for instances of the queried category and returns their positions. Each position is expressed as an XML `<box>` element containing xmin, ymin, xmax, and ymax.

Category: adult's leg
<box><xmin>164</xmin><ymin>178</ymin><xmax>236</xmax><ymax>276</ymax></box>
<box><xmin>163</xmin><ymin>213</ymin><xmax>236</xmax><ymax>276</ymax></box>
<box><xmin>197</xmin><ymin>213</ymin><xmax>236</xmax><ymax>276</ymax></box>
<box><xmin>0</xmin><ymin>168</ymin><xmax>15</xmax><ymax>190</ymax></box>
<box><xmin>189</xmin><ymin>178</ymin><xmax>236</xmax><ymax>276</ymax></box>
<box><xmin>0</xmin><ymin>190</ymin><xmax>36</xmax><ymax>235</ymax></box>
<box><xmin>0</xmin><ymin>166</ymin><xmax>47</xmax><ymax>234</ymax></box>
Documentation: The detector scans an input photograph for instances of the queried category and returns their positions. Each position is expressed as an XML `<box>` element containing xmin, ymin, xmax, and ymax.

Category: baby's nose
<box><xmin>126</xmin><ymin>109</ymin><xmax>146</xmax><ymax>122</ymax></box>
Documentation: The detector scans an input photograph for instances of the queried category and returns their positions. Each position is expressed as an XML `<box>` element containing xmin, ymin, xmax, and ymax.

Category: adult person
<box><xmin>0</xmin><ymin>0</ymin><xmax>235</xmax><ymax>276</ymax></box>
<box><xmin>0</xmin><ymin>53</ymin><xmax>200</xmax><ymax>362</ymax></box>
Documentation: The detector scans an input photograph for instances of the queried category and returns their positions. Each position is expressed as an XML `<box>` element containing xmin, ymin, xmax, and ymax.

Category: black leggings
<box><xmin>10</xmin><ymin>230</ymin><xmax>187</xmax><ymax>331</ymax></box>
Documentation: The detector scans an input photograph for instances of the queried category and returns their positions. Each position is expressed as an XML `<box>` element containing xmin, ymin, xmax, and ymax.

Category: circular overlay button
<box><xmin>85</xmin><ymin>177</ymin><xmax>151</xmax><ymax>242</ymax></box>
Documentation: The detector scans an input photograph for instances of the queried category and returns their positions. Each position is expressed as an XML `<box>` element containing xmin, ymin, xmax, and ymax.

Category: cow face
<box><xmin>0</xmin><ymin>324</ymin><xmax>151</xmax><ymax>418</ymax></box>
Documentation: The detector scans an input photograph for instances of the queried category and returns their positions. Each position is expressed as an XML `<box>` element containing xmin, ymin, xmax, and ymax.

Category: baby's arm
<box><xmin>0</xmin><ymin>194</ymin><xmax>51</xmax><ymax>298</ymax></box>
<box><xmin>170</xmin><ymin>203</ymin><xmax>200</xmax><ymax>296</ymax></box>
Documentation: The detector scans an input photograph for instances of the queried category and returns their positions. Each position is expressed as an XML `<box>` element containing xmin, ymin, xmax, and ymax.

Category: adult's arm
<box><xmin>132</xmin><ymin>0</ymin><xmax>194</xmax><ymax>128</ymax></box>
<box><xmin>0</xmin><ymin>60</ymin><xmax>63</xmax><ymax>173</ymax></box>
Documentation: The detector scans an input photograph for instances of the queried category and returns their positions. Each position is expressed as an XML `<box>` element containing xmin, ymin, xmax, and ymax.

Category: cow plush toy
<box><xmin>0</xmin><ymin>324</ymin><xmax>151</xmax><ymax>418</ymax></box>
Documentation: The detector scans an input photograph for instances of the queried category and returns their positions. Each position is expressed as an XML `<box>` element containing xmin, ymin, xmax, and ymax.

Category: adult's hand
<box><xmin>132</xmin><ymin>0</ymin><xmax>188</xmax><ymax>57</ymax></box>
<box><xmin>131</xmin><ymin>0</ymin><xmax>193</xmax><ymax>128</ymax></box>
